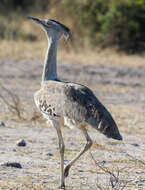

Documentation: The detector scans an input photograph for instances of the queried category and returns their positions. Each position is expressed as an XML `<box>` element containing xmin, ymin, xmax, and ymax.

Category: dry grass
<box><xmin>1</xmin><ymin>11</ymin><xmax>145</xmax><ymax>68</ymax></box>
<box><xmin>109</xmin><ymin>104</ymin><xmax>145</xmax><ymax>134</ymax></box>
<box><xmin>0</xmin><ymin>13</ymin><xmax>145</xmax><ymax>68</ymax></box>
<box><xmin>1</xmin><ymin>39</ymin><xmax>145</xmax><ymax>68</ymax></box>
<box><xmin>90</xmin><ymin>152</ymin><xmax>129</xmax><ymax>190</ymax></box>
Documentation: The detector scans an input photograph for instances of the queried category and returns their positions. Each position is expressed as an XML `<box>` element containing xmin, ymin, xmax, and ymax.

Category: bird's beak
<box><xmin>27</xmin><ymin>16</ymin><xmax>43</xmax><ymax>25</ymax></box>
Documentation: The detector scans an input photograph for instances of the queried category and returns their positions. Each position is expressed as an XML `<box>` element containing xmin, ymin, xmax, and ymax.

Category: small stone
<box><xmin>0</xmin><ymin>162</ymin><xmax>22</xmax><ymax>168</ymax></box>
<box><xmin>135</xmin><ymin>179</ymin><xmax>145</xmax><ymax>183</ymax></box>
<box><xmin>12</xmin><ymin>148</ymin><xmax>17</xmax><ymax>152</ymax></box>
<box><xmin>17</xmin><ymin>139</ymin><xmax>26</xmax><ymax>147</ymax></box>
<box><xmin>46</xmin><ymin>153</ymin><xmax>53</xmax><ymax>156</ymax></box>
<box><xmin>70</xmin><ymin>142</ymin><xmax>75</xmax><ymax>146</ymax></box>
<box><xmin>78</xmin><ymin>170</ymin><xmax>84</xmax><ymax>172</ymax></box>
<box><xmin>0</xmin><ymin>121</ymin><xmax>5</xmax><ymax>127</ymax></box>
<box><xmin>132</xmin><ymin>143</ymin><xmax>140</xmax><ymax>147</ymax></box>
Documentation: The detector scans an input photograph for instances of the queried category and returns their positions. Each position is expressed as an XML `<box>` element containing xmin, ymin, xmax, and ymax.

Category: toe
<box><xmin>64</xmin><ymin>165</ymin><xmax>70</xmax><ymax>178</ymax></box>
<box><xmin>60</xmin><ymin>182</ymin><xmax>65</xmax><ymax>189</ymax></box>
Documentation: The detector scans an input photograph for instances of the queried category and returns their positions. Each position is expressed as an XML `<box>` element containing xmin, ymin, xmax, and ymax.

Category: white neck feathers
<box><xmin>42</xmin><ymin>37</ymin><xmax>58</xmax><ymax>82</ymax></box>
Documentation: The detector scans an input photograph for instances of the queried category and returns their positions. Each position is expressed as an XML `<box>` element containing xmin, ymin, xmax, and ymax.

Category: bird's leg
<box><xmin>64</xmin><ymin>127</ymin><xmax>92</xmax><ymax>178</ymax></box>
<box><xmin>53</xmin><ymin>121</ymin><xmax>65</xmax><ymax>189</ymax></box>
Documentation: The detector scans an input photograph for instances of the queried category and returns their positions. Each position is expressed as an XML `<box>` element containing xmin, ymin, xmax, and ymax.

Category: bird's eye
<box><xmin>47</xmin><ymin>22</ymin><xmax>52</xmax><ymax>26</ymax></box>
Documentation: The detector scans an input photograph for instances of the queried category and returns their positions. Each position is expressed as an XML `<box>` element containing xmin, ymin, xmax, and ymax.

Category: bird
<box><xmin>28</xmin><ymin>16</ymin><xmax>122</xmax><ymax>189</ymax></box>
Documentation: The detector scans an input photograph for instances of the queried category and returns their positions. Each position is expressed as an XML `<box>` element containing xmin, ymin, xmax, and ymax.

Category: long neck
<box><xmin>42</xmin><ymin>37</ymin><xmax>58</xmax><ymax>82</ymax></box>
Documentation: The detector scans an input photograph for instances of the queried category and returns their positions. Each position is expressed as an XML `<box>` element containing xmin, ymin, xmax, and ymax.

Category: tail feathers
<box><xmin>98</xmin><ymin>119</ymin><xmax>122</xmax><ymax>140</ymax></box>
<box><xmin>87</xmin><ymin>112</ymin><xmax>122</xmax><ymax>141</ymax></box>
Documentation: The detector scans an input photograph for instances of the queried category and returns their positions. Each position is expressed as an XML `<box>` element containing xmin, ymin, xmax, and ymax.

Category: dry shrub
<box><xmin>90</xmin><ymin>152</ymin><xmax>129</xmax><ymax>190</ymax></box>
<box><xmin>0</xmin><ymin>83</ymin><xmax>23</xmax><ymax>119</ymax></box>
<box><xmin>0</xmin><ymin>83</ymin><xmax>42</xmax><ymax>121</ymax></box>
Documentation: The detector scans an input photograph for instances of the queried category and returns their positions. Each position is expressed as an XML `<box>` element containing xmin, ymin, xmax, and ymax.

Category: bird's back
<box><xmin>34</xmin><ymin>81</ymin><xmax>122</xmax><ymax>140</ymax></box>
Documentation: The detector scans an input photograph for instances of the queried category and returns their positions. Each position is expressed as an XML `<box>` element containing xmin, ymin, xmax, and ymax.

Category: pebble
<box><xmin>135</xmin><ymin>179</ymin><xmax>145</xmax><ymax>183</ymax></box>
<box><xmin>132</xmin><ymin>143</ymin><xmax>140</xmax><ymax>147</ymax></box>
<box><xmin>0</xmin><ymin>121</ymin><xmax>5</xmax><ymax>127</ymax></box>
<box><xmin>46</xmin><ymin>153</ymin><xmax>53</xmax><ymax>156</ymax></box>
<box><xmin>16</xmin><ymin>139</ymin><xmax>26</xmax><ymax>147</ymax></box>
<box><xmin>0</xmin><ymin>162</ymin><xmax>22</xmax><ymax>168</ymax></box>
<box><xmin>78</xmin><ymin>170</ymin><xmax>84</xmax><ymax>172</ymax></box>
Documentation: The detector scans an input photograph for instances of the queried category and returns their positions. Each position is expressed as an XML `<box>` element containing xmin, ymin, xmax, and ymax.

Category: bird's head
<box><xmin>28</xmin><ymin>16</ymin><xmax>70</xmax><ymax>41</ymax></box>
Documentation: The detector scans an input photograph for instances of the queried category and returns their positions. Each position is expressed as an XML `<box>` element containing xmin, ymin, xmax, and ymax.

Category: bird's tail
<box><xmin>87</xmin><ymin>108</ymin><xmax>122</xmax><ymax>141</ymax></box>
<box><xmin>97</xmin><ymin>115</ymin><xmax>122</xmax><ymax>140</ymax></box>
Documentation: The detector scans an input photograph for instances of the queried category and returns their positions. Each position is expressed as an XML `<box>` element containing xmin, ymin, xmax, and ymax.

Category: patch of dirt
<box><xmin>0</xmin><ymin>58</ymin><xmax>145</xmax><ymax>189</ymax></box>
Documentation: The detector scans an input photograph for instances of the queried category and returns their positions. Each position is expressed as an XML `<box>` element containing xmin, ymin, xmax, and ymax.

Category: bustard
<box><xmin>28</xmin><ymin>16</ymin><xmax>122</xmax><ymax>189</ymax></box>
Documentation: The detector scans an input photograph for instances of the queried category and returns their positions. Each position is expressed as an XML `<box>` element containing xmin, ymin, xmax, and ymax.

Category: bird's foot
<box><xmin>64</xmin><ymin>165</ymin><xmax>70</xmax><ymax>178</ymax></box>
<box><xmin>59</xmin><ymin>182</ymin><xmax>65</xmax><ymax>189</ymax></box>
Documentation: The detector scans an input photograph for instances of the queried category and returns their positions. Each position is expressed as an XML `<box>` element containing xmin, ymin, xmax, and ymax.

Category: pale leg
<box><xmin>51</xmin><ymin>120</ymin><xmax>65</xmax><ymax>189</ymax></box>
<box><xmin>64</xmin><ymin>127</ymin><xmax>92</xmax><ymax>177</ymax></box>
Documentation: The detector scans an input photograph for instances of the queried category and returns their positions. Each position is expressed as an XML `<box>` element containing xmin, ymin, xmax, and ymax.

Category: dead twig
<box><xmin>126</xmin><ymin>153</ymin><xmax>145</xmax><ymax>166</ymax></box>
<box><xmin>0</xmin><ymin>83</ymin><xmax>43</xmax><ymax>121</ymax></box>
<box><xmin>0</xmin><ymin>84</ymin><xmax>23</xmax><ymax>119</ymax></box>
<box><xmin>90</xmin><ymin>152</ymin><xmax>128</xmax><ymax>190</ymax></box>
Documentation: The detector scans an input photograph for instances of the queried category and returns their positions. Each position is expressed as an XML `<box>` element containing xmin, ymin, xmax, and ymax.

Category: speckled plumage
<box><xmin>34</xmin><ymin>80</ymin><xmax>122</xmax><ymax>140</ymax></box>
<box><xmin>28</xmin><ymin>16</ymin><xmax>122</xmax><ymax>189</ymax></box>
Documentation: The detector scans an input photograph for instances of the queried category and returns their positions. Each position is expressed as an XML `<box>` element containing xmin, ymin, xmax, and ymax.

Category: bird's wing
<box><xmin>65</xmin><ymin>83</ymin><xmax>122</xmax><ymax>140</ymax></box>
<box><xmin>34</xmin><ymin>81</ymin><xmax>98</xmax><ymax>120</ymax></box>
<box><xmin>63</xmin><ymin>82</ymin><xmax>102</xmax><ymax>122</ymax></box>
<box><xmin>34</xmin><ymin>81</ymin><xmax>107</xmax><ymax>123</ymax></box>
<box><xmin>34</xmin><ymin>81</ymin><xmax>122</xmax><ymax>140</ymax></box>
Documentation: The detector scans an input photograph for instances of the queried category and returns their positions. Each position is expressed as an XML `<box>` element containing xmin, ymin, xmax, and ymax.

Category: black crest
<box><xmin>50</xmin><ymin>19</ymin><xmax>70</xmax><ymax>33</ymax></box>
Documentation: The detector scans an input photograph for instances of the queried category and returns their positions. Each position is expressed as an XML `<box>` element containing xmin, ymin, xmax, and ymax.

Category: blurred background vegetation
<box><xmin>0</xmin><ymin>0</ymin><xmax>145</xmax><ymax>54</ymax></box>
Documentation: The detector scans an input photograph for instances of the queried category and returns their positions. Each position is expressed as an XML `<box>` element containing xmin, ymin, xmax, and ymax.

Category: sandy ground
<box><xmin>0</xmin><ymin>58</ymin><xmax>145</xmax><ymax>190</ymax></box>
